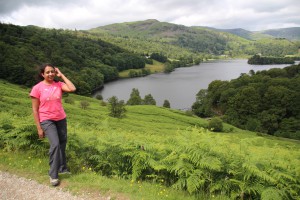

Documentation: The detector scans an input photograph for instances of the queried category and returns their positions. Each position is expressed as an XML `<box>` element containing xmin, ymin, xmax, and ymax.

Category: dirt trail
<box><xmin>0</xmin><ymin>171</ymin><xmax>109</xmax><ymax>200</ymax></box>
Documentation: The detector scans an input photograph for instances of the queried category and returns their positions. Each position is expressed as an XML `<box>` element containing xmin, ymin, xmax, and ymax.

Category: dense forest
<box><xmin>0</xmin><ymin>23</ymin><xmax>149</xmax><ymax>95</ymax></box>
<box><xmin>192</xmin><ymin>64</ymin><xmax>300</xmax><ymax>140</ymax></box>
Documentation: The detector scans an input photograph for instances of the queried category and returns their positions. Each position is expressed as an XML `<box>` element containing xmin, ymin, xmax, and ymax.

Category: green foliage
<box><xmin>0</xmin><ymin>122</ymin><xmax>48</xmax><ymax>155</ymax></box>
<box><xmin>163</xmin><ymin>100</ymin><xmax>170</xmax><ymax>108</ymax></box>
<box><xmin>127</xmin><ymin>88</ymin><xmax>142</xmax><ymax>105</ymax></box>
<box><xmin>0</xmin><ymin>22</ymin><xmax>148</xmax><ymax>95</ymax></box>
<box><xmin>150</xmin><ymin>52</ymin><xmax>168</xmax><ymax>63</ymax></box>
<box><xmin>261</xmin><ymin>27</ymin><xmax>300</xmax><ymax>41</ymax></box>
<box><xmin>143</xmin><ymin>94</ymin><xmax>156</xmax><ymax>105</ymax></box>
<box><xmin>248</xmin><ymin>54</ymin><xmax>295</xmax><ymax>65</ymax></box>
<box><xmin>108</xmin><ymin>96</ymin><xmax>126</xmax><ymax>118</ymax></box>
<box><xmin>95</xmin><ymin>94</ymin><xmax>103</xmax><ymax>100</ymax></box>
<box><xmin>64</xmin><ymin>97</ymin><xmax>75</xmax><ymax>104</ymax></box>
<box><xmin>128</xmin><ymin>68</ymin><xmax>151</xmax><ymax>78</ymax></box>
<box><xmin>193</xmin><ymin>64</ymin><xmax>300</xmax><ymax>139</ymax></box>
<box><xmin>90</xmin><ymin>19</ymin><xmax>298</xmax><ymax>59</ymax></box>
<box><xmin>208</xmin><ymin>117</ymin><xmax>223</xmax><ymax>132</ymax></box>
<box><xmin>253</xmin><ymin>38</ymin><xmax>298</xmax><ymax>56</ymax></box>
<box><xmin>80</xmin><ymin>100</ymin><xmax>90</xmax><ymax>110</ymax></box>
<box><xmin>164</xmin><ymin>62</ymin><xmax>175</xmax><ymax>73</ymax></box>
<box><xmin>1</xmin><ymin>81</ymin><xmax>300</xmax><ymax>199</ymax></box>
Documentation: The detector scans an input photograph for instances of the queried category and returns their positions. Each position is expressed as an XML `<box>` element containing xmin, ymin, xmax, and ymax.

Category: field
<box><xmin>119</xmin><ymin>60</ymin><xmax>165</xmax><ymax>78</ymax></box>
<box><xmin>0</xmin><ymin>80</ymin><xmax>299</xmax><ymax>200</ymax></box>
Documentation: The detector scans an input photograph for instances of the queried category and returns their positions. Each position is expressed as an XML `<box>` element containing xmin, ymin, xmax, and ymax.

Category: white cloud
<box><xmin>0</xmin><ymin>0</ymin><xmax>299</xmax><ymax>31</ymax></box>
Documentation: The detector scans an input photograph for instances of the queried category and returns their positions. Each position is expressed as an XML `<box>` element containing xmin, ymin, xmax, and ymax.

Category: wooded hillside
<box><xmin>90</xmin><ymin>19</ymin><xmax>299</xmax><ymax>57</ymax></box>
<box><xmin>0</xmin><ymin>23</ymin><xmax>147</xmax><ymax>95</ymax></box>
<box><xmin>192</xmin><ymin>64</ymin><xmax>300</xmax><ymax>140</ymax></box>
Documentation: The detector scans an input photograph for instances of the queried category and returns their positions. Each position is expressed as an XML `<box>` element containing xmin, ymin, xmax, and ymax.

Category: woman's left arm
<box><xmin>55</xmin><ymin>67</ymin><xmax>76</xmax><ymax>92</ymax></box>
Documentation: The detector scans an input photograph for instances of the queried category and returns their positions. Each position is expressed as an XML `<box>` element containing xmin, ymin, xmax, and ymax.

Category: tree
<box><xmin>163</xmin><ymin>100</ymin><xmax>170</xmax><ymax>108</ymax></box>
<box><xmin>108</xmin><ymin>96</ymin><xmax>126</xmax><ymax>118</ymax></box>
<box><xmin>150</xmin><ymin>52</ymin><xmax>168</xmax><ymax>63</ymax></box>
<box><xmin>226</xmin><ymin>86</ymin><xmax>261</xmax><ymax>126</ymax></box>
<box><xmin>127</xmin><ymin>88</ymin><xmax>142</xmax><ymax>105</ymax></box>
<box><xmin>143</xmin><ymin>94</ymin><xmax>156</xmax><ymax>105</ymax></box>
<box><xmin>192</xmin><ymin>89</ymin><xmax>210</xmax><ymax>117</ymax></box>
<box><xmin>164</xmin><ymin>62</ymin><xmax>175</xmax><ymax>73</ymax></box>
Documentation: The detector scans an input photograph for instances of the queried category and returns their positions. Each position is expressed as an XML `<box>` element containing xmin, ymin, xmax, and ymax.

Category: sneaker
<box><xmin>50</xmin><ymin>177</ymin><xmax>60</xmax><ymax>186</ymax></box>
<box><xmin>59</xmin><ymin>170</ymin><xmax>71</xmax><ymax>175</ymax></box>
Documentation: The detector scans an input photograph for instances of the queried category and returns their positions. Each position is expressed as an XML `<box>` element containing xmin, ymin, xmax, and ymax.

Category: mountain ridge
<box><xmin>92</xmin><ymin>19</ymin><xmax>300</xmax><ymax>41</ymax></box>
<box><xmin>89</xmin><ymin>19</ymin><xmax>299</xmax><ymax>57</ymax></box>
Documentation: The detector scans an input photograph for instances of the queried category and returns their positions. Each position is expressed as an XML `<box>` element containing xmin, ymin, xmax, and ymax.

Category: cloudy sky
<box><xmin>0</xmin><ymin>0</ymin><xmax>299</xmax><ymax>31</ymax></box>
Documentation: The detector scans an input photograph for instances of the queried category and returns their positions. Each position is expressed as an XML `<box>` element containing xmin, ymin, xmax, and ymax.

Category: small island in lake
<box><xmin>248</xmin><ymin>54</ymin><xmax>295</xmax><ymax>65</ymax></box>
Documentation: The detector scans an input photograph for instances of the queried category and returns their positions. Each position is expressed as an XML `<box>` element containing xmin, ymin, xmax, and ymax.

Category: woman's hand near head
<box><xmin>54</xmin><ymin>67</ymin><xmax>63</xmax><ymax>78</ymax></box>
<box><xmin>55</xmin><ymin>67</ymin><xmax>76</xmax><ymax>92</ymax></box>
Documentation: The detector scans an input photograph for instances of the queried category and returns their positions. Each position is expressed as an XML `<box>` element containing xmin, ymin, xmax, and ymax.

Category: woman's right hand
<box><xmin>38</xmin><ymin>129</ymin><xmax>44</xmax><ymax>139</ymax></box>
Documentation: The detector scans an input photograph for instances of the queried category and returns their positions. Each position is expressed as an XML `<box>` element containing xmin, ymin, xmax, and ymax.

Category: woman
<box><xmin>30</xmin><ymin>64</ymin><xmax>76</xmax><ymax>186</ymax></box>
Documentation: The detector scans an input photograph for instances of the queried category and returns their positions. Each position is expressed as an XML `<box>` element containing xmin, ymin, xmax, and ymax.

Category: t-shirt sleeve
<box><xmin>58</xmin><ymin>81</ymin><xmax>65</xmax><ymax>90</ymax></box>
<box><xmin>30</xmin><ymin>85</ymin><xmax>40</xmax><ymax>99</ymax></box>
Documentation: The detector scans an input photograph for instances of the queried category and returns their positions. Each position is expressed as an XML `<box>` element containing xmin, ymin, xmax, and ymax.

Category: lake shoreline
<box><xmin>94</xmin><ymin>59</ymin><xmax>295</xmax><ymax>109</ymax></box>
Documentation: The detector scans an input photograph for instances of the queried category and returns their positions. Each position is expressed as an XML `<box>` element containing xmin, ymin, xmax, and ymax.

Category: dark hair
<box><xmin>38</xmin><ymin>63</ymin><xmax>55</xmax><ymax>81</ymax></box>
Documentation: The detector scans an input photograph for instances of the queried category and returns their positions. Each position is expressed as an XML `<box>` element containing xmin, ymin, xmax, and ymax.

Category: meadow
<box><xmin>0</xmin><ymin>79</ymin><xmax>299</xmax><ymax>200</ymax></box>
<box><xmin>119</xmin><ymin>60</ymin><xmax>165</xmax><ymax>78</ymax></box>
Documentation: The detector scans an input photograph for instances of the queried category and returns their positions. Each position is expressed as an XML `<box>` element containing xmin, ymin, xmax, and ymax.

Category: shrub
<box><xmin>95</xmin><ymin>94</ymin><xmax>103</xmax><ymax>100</ymax></box>
<box><xmin>64</xmin><ymin>97</ymin><xmax>75</xmax><ymax>104</ymax></box>
<box><xmin>208</xmin><ymin>117</ymin><xmax>223</xmax><ymax>132</ymax></box>
<box><xmin>80</xmin><ymin>101</ymin><xmax>90</xmax><ymax>110</ymax></box>
<box><xmin>185</xmin><ymin>110</ymin><xmax>194</xmax><ymax>116</ymax></box>
<box><xmin>100</xmin><ymin>100</ymin><xmax>107</xmax><ymax>106</ymax></box>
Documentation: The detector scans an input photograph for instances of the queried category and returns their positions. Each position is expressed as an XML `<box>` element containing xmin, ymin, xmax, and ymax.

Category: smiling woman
<box><xmin>29</xmin><ymin>63</ymin><xmax>76</xmax><ymax>186</ymax></box>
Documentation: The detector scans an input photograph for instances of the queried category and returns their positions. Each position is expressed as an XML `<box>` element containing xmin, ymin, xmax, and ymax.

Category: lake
<box><xmin>94</xmin><ymin>59</ymin><xmax>296</xmax><ymax>109</ymax></box>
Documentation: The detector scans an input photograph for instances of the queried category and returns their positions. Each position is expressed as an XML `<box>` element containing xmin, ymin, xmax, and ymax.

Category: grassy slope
<box><xmin>1</xmin><ymin>80</ymin><xmax>299</xmax><ymax>199</ymax></box>
<box><xmin>119</xmin><ymin>60</ymin><xmax>165</xmax><ymax>78</ymax></box>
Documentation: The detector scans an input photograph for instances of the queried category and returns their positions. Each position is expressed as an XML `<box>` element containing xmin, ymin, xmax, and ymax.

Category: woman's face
<box><xmin>42</xmin><ymin>66</ymin><xmax>56</xmax><ymax>82</ymax></box>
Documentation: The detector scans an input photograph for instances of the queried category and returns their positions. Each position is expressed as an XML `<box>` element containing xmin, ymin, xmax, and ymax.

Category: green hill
<box><xmin>260</xmin><ymin>27</ymin><xmax>300</xmax><ymax>41</ymax></box>
<box><xmin>1</xmin><ymin>80</ymin><xmax>299</xmax><ymax>199</ymax></box>
<box><xmin>215</xmin><ymin>28</ymin><xmax>273</xmax><ymax>40</ymax></box>
<box><xmin>0</xmin><ymin>22</ymin><xmax>148</xmax><ymax>95</ymax></box>
<box><xmin>90</xmin><ymin>19</ymin><xmax>253</xmax><ymax>56</ymax></box>
<box><xmin>89</xmin><ymin>19</ymin><xmax>299</xmax><ymax>57</ymax></box>
<box><xmin>212</xmin><ymin>27</ymin><xmax>300</xmax><ymax>42</ymax></box>
<box><xmin>1</xmin><ymin>22</ymin><xmax>299</xmax><ymax>95</ymax></box>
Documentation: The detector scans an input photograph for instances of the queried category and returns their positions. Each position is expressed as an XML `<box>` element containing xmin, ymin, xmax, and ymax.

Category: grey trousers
<box><xmin>40</xmin><ymin>118</ymin><xmax>68</xmax><ymax>179</ymax></box>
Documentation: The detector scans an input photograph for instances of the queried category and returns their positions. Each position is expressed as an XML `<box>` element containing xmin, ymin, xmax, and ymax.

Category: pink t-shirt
<box><xmin>30</xmin><ymin>81</ymin><xmax>66</xmax><ymax>122</ymax></box>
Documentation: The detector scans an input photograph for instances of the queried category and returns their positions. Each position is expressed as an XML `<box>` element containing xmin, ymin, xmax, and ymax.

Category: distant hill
<box><xmin>216</xmin><ymin>27</ymin><xmax>300</xmax><ymax>41</ymax></box>
<box><xmin>89</xmin><ymin>19</ymin><xmax>299</xmax><ymax>57</ymax></box>
<box><xmin>215</xmin><ymin>28</ymin><xmax>272</xmax><ymax>40</ymax></box>
<box><xmin>259</xmin><ymin>27</ymin><xmax>300</xmax><ymax>41</ymax></box>
<box><xmin>90</xmin><ymin>19</ymin><xmax>254</xmax><ymax>56</ymax></box>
